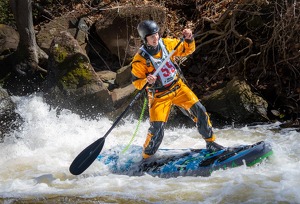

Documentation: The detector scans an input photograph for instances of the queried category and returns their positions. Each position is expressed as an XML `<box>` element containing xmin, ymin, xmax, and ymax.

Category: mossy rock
<box><xmin>202</xmin><ymin>77</ymin><xmax>269</xmax><ymax>123</ymax></box>
<box><xmin>45</xmin><ymin>31</ymin><xmax>113</xmax><ymax>118</ymax></box>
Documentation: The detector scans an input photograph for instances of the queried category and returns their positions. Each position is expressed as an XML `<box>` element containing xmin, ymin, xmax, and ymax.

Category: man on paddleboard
<box><xmin>131</xmin><ymin>20</ymin><xmax>225</xmax><ymax>160</ymax></box>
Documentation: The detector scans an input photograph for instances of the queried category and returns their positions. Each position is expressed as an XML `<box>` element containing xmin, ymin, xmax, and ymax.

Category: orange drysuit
<box><xmin>131</xmin><ymin>37</ymin><xmax>215</xmax><ymax>159</ymax></box>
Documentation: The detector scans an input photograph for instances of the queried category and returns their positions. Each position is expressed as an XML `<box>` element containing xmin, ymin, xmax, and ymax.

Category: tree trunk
<box><xmin>3</xmin><ymin>0</ymin><xmax>48</xmax><ymax>95</ymax></box>
<box><xmin>9</xmin><ymin>0</ymin><xmax>47</xmax><ymax>75</ymax></box>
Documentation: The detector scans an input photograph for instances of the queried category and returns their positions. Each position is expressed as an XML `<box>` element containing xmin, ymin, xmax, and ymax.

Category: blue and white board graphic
<box><xmin>97</xmin><ymin>141</ymin><xmax>273</xmax><ymax>178</ymax></box>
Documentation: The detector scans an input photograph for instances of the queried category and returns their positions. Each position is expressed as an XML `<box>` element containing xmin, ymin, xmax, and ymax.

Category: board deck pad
<box><xmin>97</xmin><ymin>141</ymin><xmax>273</xmax><ymax>178</ymax></box>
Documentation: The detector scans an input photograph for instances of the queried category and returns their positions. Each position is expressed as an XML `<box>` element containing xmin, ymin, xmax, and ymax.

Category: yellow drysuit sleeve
<box><xmin>131</xmin><ymin>38</ymin><xmax>195</xmax><ymax>90</ymax></box>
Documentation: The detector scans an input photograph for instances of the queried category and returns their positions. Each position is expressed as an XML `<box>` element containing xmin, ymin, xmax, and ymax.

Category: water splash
<box><xmin>0</xmin><ymin>94</ymin><xmax>299</xmax><ymax>203</ymax></box>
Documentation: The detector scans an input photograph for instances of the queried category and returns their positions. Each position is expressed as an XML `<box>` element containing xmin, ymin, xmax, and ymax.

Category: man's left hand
<box><xmin>183</xmin><ymin>29</ymin><xmax>193</xmax><ymax>40</ymax></box>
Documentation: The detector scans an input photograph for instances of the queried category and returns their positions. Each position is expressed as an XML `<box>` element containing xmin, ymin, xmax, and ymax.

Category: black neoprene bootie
<box><xmin>206</xmin><ymin>142</ymin><xmax>225</xmax><ymax>152</ymax></box>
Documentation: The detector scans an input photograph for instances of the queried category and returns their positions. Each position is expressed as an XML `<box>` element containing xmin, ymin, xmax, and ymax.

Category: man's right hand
<box><xmin>147</xmin><ymin>74</ymin><xmax>157</xmax><ymax>84</ymax></box>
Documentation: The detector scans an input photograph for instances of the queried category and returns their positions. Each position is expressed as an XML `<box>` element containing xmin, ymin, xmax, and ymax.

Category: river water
<box><xmin>0</xmin><ymin>95</ymin><xmax>299</xmax><ymax>204</ymax></box>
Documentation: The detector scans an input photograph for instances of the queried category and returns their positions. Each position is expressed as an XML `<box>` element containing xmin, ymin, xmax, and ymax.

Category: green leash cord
<box><xmin>121</xmin><ymin>96</ymin><xmax>148</xmax><ymax>154</ymax></box>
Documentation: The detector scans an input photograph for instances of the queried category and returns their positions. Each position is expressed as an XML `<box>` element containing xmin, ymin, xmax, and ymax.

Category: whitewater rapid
<box><xmin>0</xmin><ymin>94</ymin><xmax>299</xmax><ymax>203</ymax></box>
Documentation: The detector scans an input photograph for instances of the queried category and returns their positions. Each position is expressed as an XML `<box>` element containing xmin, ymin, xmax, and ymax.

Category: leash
<box><xmin>121</xmin><ymin>96</ymin><xmax>148</xmax><ymax>154</ymax></box>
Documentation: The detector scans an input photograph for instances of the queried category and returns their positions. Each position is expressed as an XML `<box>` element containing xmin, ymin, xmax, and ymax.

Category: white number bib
<box><xmin>151</xmin><ymin>57</ymin><xmax>177</xmax><ymax>86</ymax></box>
<box><xmin>140</xmin><ymin>39</ymin><xmax>177</xmax><ymax>86</ymax></box>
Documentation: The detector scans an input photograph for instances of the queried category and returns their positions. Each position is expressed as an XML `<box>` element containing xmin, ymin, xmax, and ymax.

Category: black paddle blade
<box><xmin>69</xmin><ymin>137</ymin><xmax>105</xmax><ymax>175</ymax></box>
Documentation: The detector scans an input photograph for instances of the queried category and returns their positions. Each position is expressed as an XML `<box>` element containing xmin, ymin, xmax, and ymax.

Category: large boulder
<box><xmin>36</xmin><ymin>13</ymin><xmax>87</xmax><ymax>54</ymax></box>
<box><xmin>0</xmin><ymin>24</ymin><xmax>19</xmax><ymax>79</ymax></box>
<box><xmin>115</xmin><ymin>64</ymin><xmax>132</xmax><ymax>88</ymax></box>
<box><xmin>95</xmin><ymin>5</ymin><xmax>167</xmax><ymax>66</ymax></box>
<box><xmin>0</xmin><ymin>24</ymin><xmax>19</xmax><ymax>55</ymax></box>
<box><xmin>0</xmin><ymin>87</ymin><xmax>22</xmax><ymax>142</ymax></box>
<box><xmin>44</xmin><ymin>31</ymin><xmax>112</xmax><ymax>118</ymax></box>
<box><xmin>201</xmin><ymin>77</ymin><xmax>269</xmax><ymax>124</ymax></box>
<box><xmin>96</xmin><ymin>66</ymin><xmax>137</xmax><ymax>110</ymax></box>
<box><xmin>96</xmin><ymin>70</ymin><xmax>117</xmax><ymax>90</ymax></box>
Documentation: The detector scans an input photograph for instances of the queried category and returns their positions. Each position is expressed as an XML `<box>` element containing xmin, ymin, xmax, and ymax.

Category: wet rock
<box><xmin>0</xmin><ymin>24</ymin><xmax>19</xmax><ymax>79</ymax></box>
<box><xmin>96</xmin><ymin>70</ymin><xmax>117</xmax><ymax>90</ymax></box>
<box><xmin>202</xmin><ymin>77</ymin><xmax>269</xmax><ymax>123</ymax></box>
<box><xmin>280</xmin><ymin>119</ymin><xmax>300</xmax><ymax>129</ymax></box>
<box><xmin>95</xmin><ymin>5</ymin><xmax>167</xmax><ymax>65</ymax></box>
<box><xmin>111</xmin><ymin>84</ymin><xmax>136</xmax><ymax>109</ymax></box>
<box><xmin>0</xmin><ymin>87</ymin><xmax>22</xmax><ymax>142</ymax></box>
<box><xmin>115</xmin><ymin>64</ymin><xmax>132</xmax><ymax>88</ymax></box>
<box><xmin>44</xmin><ymin>31</ymin><xmax>112</xmax><ymax>118</ymax></box>
<box><xmin>0</xmin><ymin>24</ymin><xmax>19</xmax><ymax>55</ymax></box>
<box><xmin>36</xmin><ymin>13</ymin><xmax>87</xmax><ymax>54</ymax></box>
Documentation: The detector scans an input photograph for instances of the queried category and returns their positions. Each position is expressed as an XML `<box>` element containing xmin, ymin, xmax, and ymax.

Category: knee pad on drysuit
<box><xmin>143</xmin><ymin>121</ymin><xmax>165</xmax><ymax>158</ymax></box>
<box><xmin>189</xmin><ymin>101</ymin><xmax>214</xmax><ymax>140</ymax></box>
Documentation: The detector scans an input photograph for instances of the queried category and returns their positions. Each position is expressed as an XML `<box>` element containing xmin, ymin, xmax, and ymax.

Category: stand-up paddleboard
<box><xmin>97</xmin><ymin>141</ymin><xmax>273</xmax><ymax>178</ymax></box>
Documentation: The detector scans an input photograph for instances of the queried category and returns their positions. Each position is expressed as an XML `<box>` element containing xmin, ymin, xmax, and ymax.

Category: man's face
<box><xmin>146</xmin><ymin>33</ymin><xmax>159</xmax><ymax>47</ymax></box>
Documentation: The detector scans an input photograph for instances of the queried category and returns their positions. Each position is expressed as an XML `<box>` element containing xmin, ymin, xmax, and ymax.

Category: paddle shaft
<box><xmin>69</xmin><ymin>37</ymin><xmax>184</xmax><ymax>175</ymax></box>
<box><xmin>104</xmin><ymin>38</ymin><xmax>184</xmax><ymax>138</ymax></box>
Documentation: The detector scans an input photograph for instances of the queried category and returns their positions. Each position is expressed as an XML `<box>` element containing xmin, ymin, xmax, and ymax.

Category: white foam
<box><xmin>0</xmin><ymin>94</ymin><xmax>299</xmax><ymax>203</ymax></box>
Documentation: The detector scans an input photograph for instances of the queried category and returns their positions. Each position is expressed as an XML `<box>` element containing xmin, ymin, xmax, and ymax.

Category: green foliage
<box><xmin>0</xmin><ymin>1</ymin><xmax>15</xmax><ymax>26</ymax></box>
